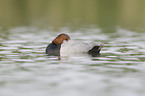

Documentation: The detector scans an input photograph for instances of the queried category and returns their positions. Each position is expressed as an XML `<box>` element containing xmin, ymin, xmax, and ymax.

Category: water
<box><xmin>0</xmin><ymin>27</ymin><xmax>145</xmax><ymax>96</ymax></box>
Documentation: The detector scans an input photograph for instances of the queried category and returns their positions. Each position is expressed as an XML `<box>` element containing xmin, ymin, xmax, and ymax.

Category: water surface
<box><xmin>0</xmin><ymin>27</ymin><xmax>145</xmax><ymax>96</ymax></box>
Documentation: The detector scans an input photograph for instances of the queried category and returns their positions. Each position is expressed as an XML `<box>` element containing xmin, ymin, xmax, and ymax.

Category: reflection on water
<box><xmin>0</xmin><ymin>27</ymin><xmax>145</xmax><ymax>96</ymax></box>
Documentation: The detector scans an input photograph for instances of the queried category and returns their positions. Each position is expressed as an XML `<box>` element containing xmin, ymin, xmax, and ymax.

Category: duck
<box><xmin>45</xmin><ymin>33</ymin><xmax>104</xmax><ymax>56</ymax></box>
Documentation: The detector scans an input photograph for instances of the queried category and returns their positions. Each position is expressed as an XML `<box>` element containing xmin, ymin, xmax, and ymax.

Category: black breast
<box><xmin>45</xmin><ymin>43</ymin><xmax>61</xmax><ymax>56</ymax></box>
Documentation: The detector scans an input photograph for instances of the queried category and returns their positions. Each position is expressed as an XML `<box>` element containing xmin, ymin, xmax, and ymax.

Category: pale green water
<box><xmin>0</xmin><ymin>0</ymin><xmax>145</xmax><ymax>31</ymax></box>
<box><xmin>0</xmin><ymin>27</ymin><xmax>145</xmax><ymax>96</ymax></box>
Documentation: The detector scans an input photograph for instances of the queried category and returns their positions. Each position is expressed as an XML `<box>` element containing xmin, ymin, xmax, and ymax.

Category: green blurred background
<box><xmin>0</xmin><ymin>0</ymin><xmax>145</xmax><ymax>31</ymax></box>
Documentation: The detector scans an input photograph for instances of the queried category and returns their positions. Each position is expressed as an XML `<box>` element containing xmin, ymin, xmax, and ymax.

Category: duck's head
<box><xmin>52</xmin><ymin>33</ymin><xmax>70</xmax><ymax>45</ymax></box>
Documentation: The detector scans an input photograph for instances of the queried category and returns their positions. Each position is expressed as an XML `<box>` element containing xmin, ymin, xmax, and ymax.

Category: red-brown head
<box><xmin>52</xmin><ymin>33</ymin><xmax>70</xmax><ymax>45</ymax></box>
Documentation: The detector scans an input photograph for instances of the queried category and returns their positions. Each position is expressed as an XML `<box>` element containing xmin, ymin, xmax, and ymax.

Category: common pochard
<box><xmin>46</xmin><ymin>33</ymin><xmax>103</xmax><ymax>56</ymax></box>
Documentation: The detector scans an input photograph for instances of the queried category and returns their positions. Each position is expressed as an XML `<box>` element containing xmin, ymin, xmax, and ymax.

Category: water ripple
<box><xmin>0</xmin><ymin>27</ymin><xmax>145</xmax><ymax>96</ymax></box>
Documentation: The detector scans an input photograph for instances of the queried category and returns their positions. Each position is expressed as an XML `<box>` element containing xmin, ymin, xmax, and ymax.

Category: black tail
<box><xmin>88</xmin><ymin>44</ymin><xmax>104</xmax><ymax>56</ymax></box>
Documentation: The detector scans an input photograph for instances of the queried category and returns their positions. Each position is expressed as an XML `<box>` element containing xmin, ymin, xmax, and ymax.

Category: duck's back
<box><xmin>60</xmin><ymin>40</ymin><xmax>94</xmax><ymax>56</ymax></box>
